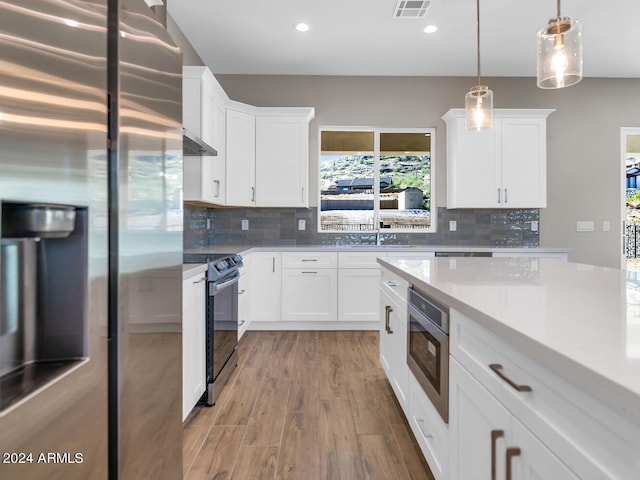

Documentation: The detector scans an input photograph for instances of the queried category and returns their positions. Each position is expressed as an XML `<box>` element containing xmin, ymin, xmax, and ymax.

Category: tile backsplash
<box><xmin>184</xmin><ymin>205</ymin><xmax>539</xmax><ymax>250</ymax></box>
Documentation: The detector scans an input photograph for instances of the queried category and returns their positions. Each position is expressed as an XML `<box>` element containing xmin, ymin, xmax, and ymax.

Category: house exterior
<box><xmin>334</xmin><ymin>177</ymin><xmax>392</xmax><ymax>192</ymax></box>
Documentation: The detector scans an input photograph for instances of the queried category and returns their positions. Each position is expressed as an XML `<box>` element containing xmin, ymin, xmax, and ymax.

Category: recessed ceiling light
<box><xmin>294</xmin><ymin>22</ymin><xmax>310</xmax><ymax>32</ymax></box>
<box><xmin>423</xmin><ymin>25</ymin><xmax>438</xmax><ymax>34</ymax></box>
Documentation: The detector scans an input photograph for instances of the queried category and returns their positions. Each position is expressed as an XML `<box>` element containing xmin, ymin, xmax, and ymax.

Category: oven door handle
<box><xmin>209</xmin><ymin>274</ymin><xmax>239</xmax><ymax>295</ymax></box>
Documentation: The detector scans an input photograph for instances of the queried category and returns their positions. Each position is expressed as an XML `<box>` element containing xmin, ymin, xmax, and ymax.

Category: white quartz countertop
<box><xmin>182</xmin><ymin>263</ymin><xmax>207</xmax><ymax>280</ymax></box>
<box><xmin>185</xmin><ymin>245</ymin><xmax>571</xmax><ymax>256</ymax></box>
<box><xmin>378</xmin><ymin>256</ymin><xmax>640</xmax><ymax>421</ymax></box>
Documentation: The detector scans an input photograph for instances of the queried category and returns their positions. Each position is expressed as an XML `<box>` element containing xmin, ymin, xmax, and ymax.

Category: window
<box><xmin>319</xmin><ymin>127</ymin><xmax>436</xmax><ymax>233</ymax></box>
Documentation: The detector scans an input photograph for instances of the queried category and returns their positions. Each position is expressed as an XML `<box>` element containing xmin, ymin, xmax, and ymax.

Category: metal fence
<box><xmin>626</xmin><ymin>223</ymin><xmax>640</xmax><ymax>258</ymax></box>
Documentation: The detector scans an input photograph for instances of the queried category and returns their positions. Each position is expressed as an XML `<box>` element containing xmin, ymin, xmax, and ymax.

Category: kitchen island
<box><xmin>378</xmin><ymin>256</ymin><xmax>640</xmax><ymax>480</ymax></box>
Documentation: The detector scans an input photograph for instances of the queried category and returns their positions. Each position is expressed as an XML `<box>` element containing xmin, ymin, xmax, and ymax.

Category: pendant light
<box><xmin>536</xmin><ymin>0</ymin><xmax>582</xmax><ymax>89</ymax></box>
<box><xmin>465</xmin><ymin>0</ymin><xmax>493</xmax><ymax>131</ymax></box>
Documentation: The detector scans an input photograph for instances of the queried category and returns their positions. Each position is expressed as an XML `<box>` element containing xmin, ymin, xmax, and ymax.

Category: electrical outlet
<box><xmin>531</xmin><ymin>220</ymin><xmax>539</xmax><ymax>232</ymax></box>
<box><xmin>241</xmin><ymin>219</ymin><xmax>249</xmax><ymax>231</ymax></box>
<box><xmin>603</xmin><ymin>221</ymin><xmax>610</xmax><ymax>232</ymax></box>
<box><xmin>298</xmin><ymin>219</ymin><xmax>306</xmax><ymax>230</ymax></box>
<box><xmin>449</xmin><ymin>220</ymin><xmax>457</xmax><ymax>231</ymax></box>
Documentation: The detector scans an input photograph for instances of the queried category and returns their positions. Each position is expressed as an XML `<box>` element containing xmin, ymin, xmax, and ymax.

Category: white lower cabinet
<box><xmin>338</xmin><ymin>252</ymin><xmax>383</xmax><ymax>322</ymax></box>
<box><xmin>182</xmin><ymin>272</ymin><xmax>206</xmax><ymax>421</ymax></box>
<box><xmin>379</xmin><ymin>279</ymin><xmax>409</xmax><ymax>410</ymax></box>
<box><xmin>238</xmin><ymin>260</ymin><xmax>251</xmax><ymax>339</ymax></box>
<box><xmin>282</xmin><ymin>252</ymin><xmax>337</xmax><ymax>321</ymax></box>
<box><xmin>408</xmin><ymin>372</ymin><xmax>449</xmax><ymax>480</ymax></box>
<box><xmin>450</xmin><ymin>358</ymin><xmax>578</xmax><ymax>480</ymax></box>
<box><xmin>249</xmin><ymin>252</ymin><xmax>281</xmax><ymax>322</ymax></box>
<box><xmin>450</xmin><ymin>309</ymin><xmax>640</xmax><ymax>480</ymax></box>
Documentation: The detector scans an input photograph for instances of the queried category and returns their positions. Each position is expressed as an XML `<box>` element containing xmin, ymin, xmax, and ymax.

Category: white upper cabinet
<box><xmin>225</xmin><ymin>105</ymin><xmax>256</xmax><ymax>206</ymax></box>
<box><xmin>443</xmin><ymin>109</ymin><xmax>554</xmax><ymax>209</ymax></box>
<box><xmin>255</xmin><ymin>111</ymin><xmax>312</xmax><ymax>207</ymax></box>
<box><xmin>182</xmin><ymin>66</ymin><xmax>228</xmax><ymax>205</ymax></box>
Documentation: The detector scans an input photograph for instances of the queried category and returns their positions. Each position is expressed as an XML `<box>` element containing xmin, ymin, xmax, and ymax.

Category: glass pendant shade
<box><xmin>465</xmin><ymin>85</ymin><xmax>493</xmax><ymax>131</ymax></box>
<box><xmin>537</xmin><ymin>17</ymin><xmax>582</xmax><ymax>89</ymax></box>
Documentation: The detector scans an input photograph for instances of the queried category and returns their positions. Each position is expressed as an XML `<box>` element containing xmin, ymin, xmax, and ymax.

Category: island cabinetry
<box><xmin>379</xmin><ymin>268</ymin><xmax>409</xmax><ymax>409</ymax></box>
<box><xmin>337</xmin><ymin>251</ymin><xmax>382</xmax><ymax>322</ymax></box>
<box><xmin>407</xmin><ymin>371</ymin><xmax>449</xmax><ymax>480</ymax></box>
<box><xmin>450</xmin><ymin>358</ymin><xmax>578</xmax><ymax>480</ymax></box>
<box><xmin>249</xmin><ymin>252</ymin><xmax>281</xmax><ymax>322</ymax></box>
<box><xmin>442</xmin><ymin>109</ymin><xmax>553</xmax><ymax>209</ymax></box>
<box><xmin>182</xmin><ymin>271</ymin><xmax>206</xmax><ymax>421</ymax></box>
<box><xmin>183</xmin><ymin>66</ymin><xmax>228</xmax><ymax>205</ymax></box>
<box><xmin>281</xmin><ymin>252</ymin><xmax>337</xmax><ymax>321</ymax></box>
<box><xmin>450</xmin><ymin>310</ymin><xmax>639</xmax><ymax>480</ymax></box>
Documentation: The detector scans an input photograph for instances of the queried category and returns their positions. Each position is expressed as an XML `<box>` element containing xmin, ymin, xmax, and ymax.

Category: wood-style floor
<box><xmin>183</xmin><ymin>330</ymin><xmax>435</xmax><ymax>480</ymax></box>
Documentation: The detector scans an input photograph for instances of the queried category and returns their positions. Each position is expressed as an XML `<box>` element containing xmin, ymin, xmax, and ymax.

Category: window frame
<box><xmin>317</xmin><ymin>126</ymin><xmax>437</xmax><ymax>234</ymax></box>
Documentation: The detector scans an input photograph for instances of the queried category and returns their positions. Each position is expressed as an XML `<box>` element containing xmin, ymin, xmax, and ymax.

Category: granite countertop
<box><xmin>378</xmin><ymin>256</ymin><xmax>640</xmax><ymax>422</ymax></box>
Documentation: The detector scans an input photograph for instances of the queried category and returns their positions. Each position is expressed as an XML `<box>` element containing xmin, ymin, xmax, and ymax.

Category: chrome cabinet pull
<box><xmin>491</xmin><ymin>430</ymin><xmax>504</xmax><ymax>480</ymax></box>
<box><xmin>505</xmin><ymin>188</ymin><xmax>508</xmax><ymax>204</ymax></box>
<box><xmin>301</xmin><ymin>187</ymin><xmax>304</xmax><ymax>203</ymax></box>
<box><xmin>238</xmin><ymin>289</ymin><xmax>246</xmax><ymax>295</ymax></box>
<box><xmin>301</xmin><ymin>258</ymin><xmax>318</xmax><ymax>262</ymax></box>
<box><xmin>213</xmin><ymin>179</ymin><xmax>220</xmax><ymax>198</ymax></box>
<box><xmin>301</xmin><ymin>271</ymin><xmax>318</xmax><ymax>274</ymax></box>
<box><xmin>238</xmin><ymin>320</ymin><xmax>246</xmax><ymax>326</ymax></box>
<box><xmin>385</xmin><ymin>305</ymin><xmax>393</xmax><ymax>334</ymax></box>
<box><xmin>489</xmin><ymin>364</ymin><xmax>532</xmax><ymax>392</ymax></box>
<box><xmin>506</xmin><ymin>447</ymin><xmax>521</xmax><ymax>480</ymax></box>
<box><xmin>272</xmin><ymin>257</ymin><xmax>275</xmax><ymax>273</ymax></box>
<box><xmin>251</xmin><ymin>186</ymin><xmax>255</xmax><ymax>202</ymax></box>
<box><xmin>497</xmin><ymin>188</ymin><xmax>501</xmax><ymax>203</ymax></box>
<box><xmin>192</xmin><ymin>276</ymin><xmax>206</xmax><ymax>284</ymax></box>
<box><xmin>384</xmin><ymin>280</ymin><xmax>397</xmax><ymax>287</ymax></box>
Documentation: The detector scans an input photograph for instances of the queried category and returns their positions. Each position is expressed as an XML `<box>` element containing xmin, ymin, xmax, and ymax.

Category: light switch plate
<box><xmin>531</xmin><ymin>220</ymin><xmax>539</xmax><ymax>232</ymax></box>
<box><xmin>298</xmin><ymin>219</ymin><xmax>306</xmax><ymax>230</ymax></box>
<box><xmin>576</xmin><ymin>221</ymin><xmax>594</xmax><ymax>232</ymax></box>
<box><xmin>603</xmin><ymin>221</ymin><xmax>610</xmax><ymax>232</ymax></box>
<box><xmin>241</xmin><ymin>219</ymin><xmax>249</xmax><ymax>230</ymax></box>
<box><xmin>449</xmin><ymin>220</ymin><xmax>457</xmax><ymax>231</ymax></box>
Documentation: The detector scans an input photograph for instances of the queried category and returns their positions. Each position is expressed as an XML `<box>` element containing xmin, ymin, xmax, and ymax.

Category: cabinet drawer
<box><xmin>282</xmin><ymin>251</ymin><xmax>337</xmax><ymax>268</ymax></box>
<box><xmin>408</xmin><ymin>372</ymin><xmax>448</xmax><ymax>480</ymax></box>
<box><xmin>380</xmin><ymin>267</ymin><xmax>409</xmax><ymax>305</ymax></box>
<box><xmin>450</xmin><ymin>310</ymin><xmax>640</xmax><ymax>480</ymax></box>
<box><xmin>338</xmin><ymin>251</ymin><xmax>384</xmax><ymax>268</ymax></box>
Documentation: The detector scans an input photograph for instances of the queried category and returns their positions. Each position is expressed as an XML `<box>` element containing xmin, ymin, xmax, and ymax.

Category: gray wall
<box><xmin>214</xmin><ymin>74</ymin><xmax>640</xmax><ymax>268</ymax></box>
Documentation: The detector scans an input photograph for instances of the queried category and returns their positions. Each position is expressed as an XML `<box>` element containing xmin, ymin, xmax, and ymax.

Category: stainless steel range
<box><xmin>202</xmin><ymin>254</ymin><xmax>243</xmax><ymax>405</ymax></box>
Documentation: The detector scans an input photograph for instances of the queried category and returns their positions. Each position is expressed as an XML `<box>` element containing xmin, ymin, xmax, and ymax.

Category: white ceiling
<box><xmin>168</xmin><ymin>0</ymin><xmax>640</xmax><ymax>78</ymax></box>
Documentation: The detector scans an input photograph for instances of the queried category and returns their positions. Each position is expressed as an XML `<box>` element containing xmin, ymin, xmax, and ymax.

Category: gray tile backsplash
<box><xmin>184</xmin><ymin>205</ymin><xmax>539</xmax><ymax>250</ymax></box>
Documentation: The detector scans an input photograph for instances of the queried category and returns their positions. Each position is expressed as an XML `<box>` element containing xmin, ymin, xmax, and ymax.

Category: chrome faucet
<box><xmin>376</xmin><ymin>231</ymin><xmax>382</xmax><ymax>246</ymax></box>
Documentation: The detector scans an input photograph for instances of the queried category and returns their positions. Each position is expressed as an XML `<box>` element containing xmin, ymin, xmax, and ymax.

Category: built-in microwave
<box><xmin>407</xmin><ymin>286</ymin><xmax>450</xmax><ymax>423</ymax></box>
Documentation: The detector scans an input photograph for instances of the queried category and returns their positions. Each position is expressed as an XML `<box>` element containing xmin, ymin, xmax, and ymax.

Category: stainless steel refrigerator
<box><xmin>0</xmin><ymin>1</ymin><xmax>183</xmax><ymax>478</ymax></box>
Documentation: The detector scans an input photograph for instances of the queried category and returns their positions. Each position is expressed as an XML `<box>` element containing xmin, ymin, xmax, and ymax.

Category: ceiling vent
<box><xmin>393</xmin><ymin>0</ymin><xmax>431</xmax><ymax>18</ymax></box>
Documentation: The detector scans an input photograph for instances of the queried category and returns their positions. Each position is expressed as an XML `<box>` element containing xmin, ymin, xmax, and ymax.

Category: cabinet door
<box><xmin>211</xmin><ymin>101</ymin><xmax>226</xmax><ymax>203</ymax></box>
<box><xmin>255</xmin><ymin>116</ymin><xmax>309</xmax><ymax>207</ymax></box>
<box><xmin>200</xmin><ymin>79</ymin><xmax>216</xmax><ymax>147</ymax></box>
<box><xmin>182</xmin><ymin>274</ymin><xmax>206</xmax><ymax>421</ymax></box>
<box><xmin>500</xmin><ymin>117</ymin><xmax>546</xmax><ymax>208</ymax></box>
<box><xmin>338</xmin><ymin>268</ymin><xmax>380</xmax><ymax>322</ymax></box>
<box><xmin>226</xmin><ymin>108</ymin><xmax>256</xmax><ymax>206</ymax></box>
<box><xmin>249</xmin><ymin>253</ymin><xmax>281</xmax><ymax>322</ymax></box>
<box><xmin>281</xmin><ymin>268</ymin><xmax>337</xmax><ymax>321</ymax></box>
<box><xmin>510</xmin><ymin>418</ymin><xmax>579</xmax><ymax>480</ymax></box>
<box><xmin>379</xmin><ymin>288</ymin><xmax>409</xmax><ymax>408</ymax></box>
<box><xmin>449</xmin><ymin>358</ymin><xmax>511</xmax><ymax>480</ymax></box>
<box><xmin>447</xmin><ymin>116</ymin><xmax>501</xmax><ymax>208</ymax></box>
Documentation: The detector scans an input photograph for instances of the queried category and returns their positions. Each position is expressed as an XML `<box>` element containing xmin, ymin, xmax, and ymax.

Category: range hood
<box><xmin>183</xmin><ymin>128</ymin><xmax>217</xmax><ymax>156</ymax></box>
